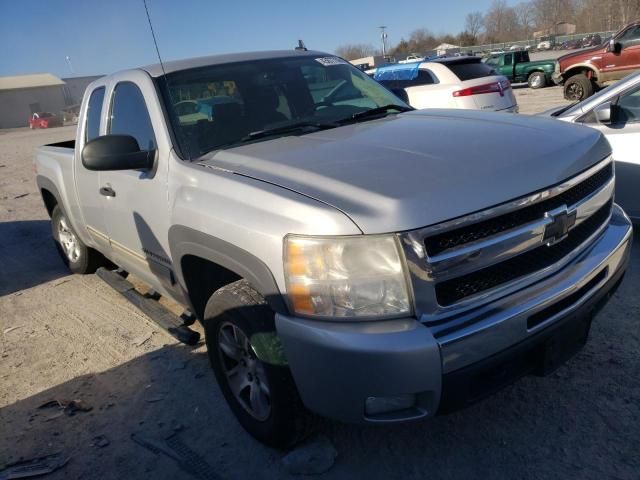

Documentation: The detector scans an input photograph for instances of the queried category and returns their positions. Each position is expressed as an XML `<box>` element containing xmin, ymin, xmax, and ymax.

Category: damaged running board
<box><xmin>96</xmin><ymin>267</ymin><xmax>200</xmax><ymax>346</ymax></box>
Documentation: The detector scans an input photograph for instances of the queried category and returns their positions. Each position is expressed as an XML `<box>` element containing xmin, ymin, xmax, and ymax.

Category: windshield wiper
<box><xmin>241</xmin><ymin>121</ymin><xmax>339</xmax><ymax>141</ymax></box>
<box><xmin>341</xmin><ymin>104</ymin><xmax>413</xmax><ymax>124</ymax></box>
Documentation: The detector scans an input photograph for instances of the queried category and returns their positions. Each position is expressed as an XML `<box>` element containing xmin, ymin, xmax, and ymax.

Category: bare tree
<box><xmin>484</xmin><ymin>0</ymin><xmax>520</xmax><ymax>42</ymax></box>
<box><xmin>515</xmin><ymin>1</ymin><xmax>536</xmax><ymax>38</ymax></box>
<box><xmin>532</xmin><ymin>0</ymin><xmax>577</xmax><ymax>30</ymax></box>
<box><xmin>335</xmin><ymin>43</ymin><xmax>376</xmax><ymax>60</ymax></box>
<box><xmin>574</xmin><ymin>0</ymin><xmax>640</xmax><ymax>31</ymax></box>
<box><xmin>464</xmin><ymin>12</ymin><xmax>485</xmax><ymax>41</ymax></box>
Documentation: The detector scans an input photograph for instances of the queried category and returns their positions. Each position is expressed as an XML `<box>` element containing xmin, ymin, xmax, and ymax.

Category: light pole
<box><xmin>65</xmin><ymin>56</ymin><xmax>75</xmax><ymax>75</ymax></box>
<box><xmin>378</xmin><ymin>26</ymin><xmax>388</xmax><ymax>57</ymax></box>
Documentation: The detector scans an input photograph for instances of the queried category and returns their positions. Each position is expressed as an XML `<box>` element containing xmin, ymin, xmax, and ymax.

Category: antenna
<box><xmin>143</xmin><ymin>0</ymin><xmax>168</xmax><ymax>78</ymax></box>
<box><xmin>142</xmin><ymin>0</ymin><xmax>186</xmax><ymax>158</ymax></box>
<box><xmin>295</xmin><ymin>40</ymin><xmax>307</xmax><ymax>51</ymax></box>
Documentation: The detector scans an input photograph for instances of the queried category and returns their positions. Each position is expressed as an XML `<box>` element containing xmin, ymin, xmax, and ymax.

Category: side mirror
<box><xmin>609</xmin><ymin>38</ymin><xmax>622</xmax><ymax>54</ymax></box>
<box><xmin>390</xmin><ymin>88</ymin><xmax>410</xmax><ymax>104</ymax></box>
<box><xmin>594</xmin><ymin>101</ymin><xmax>612</xmax><ymax>123</ymax></box>
<box><xmin>82</xmin><ymin>135</ymin><xmax>155</xmax><ymax>171</ymax></box>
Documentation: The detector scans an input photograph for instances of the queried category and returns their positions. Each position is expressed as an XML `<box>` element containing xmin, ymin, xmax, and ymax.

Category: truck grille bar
<box><xmin>425</xmin><ymin>162</ymin><xmax>612</xmax><ymax>257</ymax></box>
<box><xmin>435</xmin><ymin>199</ymin><xmax>612</xmax><ymax>306</ymax></box>
<box><xmin>401</xmin><ymin>157</ymin><xmax>615</xmax><ymax>318</ymax></box>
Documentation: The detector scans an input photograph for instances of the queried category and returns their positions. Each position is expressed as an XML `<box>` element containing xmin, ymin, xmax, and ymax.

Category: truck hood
<box><xmin>199</xmin><ymin>109</ymin><xmax>610</xmax><ymax>234</ymax></box>
<box><xmin>558</xmin><ymin>45</ymin><xmax>604</xmax><ymax>64</ymax></box>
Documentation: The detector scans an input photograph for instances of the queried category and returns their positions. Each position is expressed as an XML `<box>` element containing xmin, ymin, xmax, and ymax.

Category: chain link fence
<box><xmin>459</xmin><ymin>30</ymin><xmax>617</xmax><ymax>54</ymax></box>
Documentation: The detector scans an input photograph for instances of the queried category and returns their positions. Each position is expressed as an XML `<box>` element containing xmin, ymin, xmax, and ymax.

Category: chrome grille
<box><xmin>435</xmin><ymin>200</ymin><xmax>612</xmax><ymax>306</ymax></box>
<box><xmin>425</xmin><ymin>163</ymin><xmax>613</xmax><ymax>257</ymax></box>
<box><xmin>401</xmin><ymin>157</ymin><xmax>615</xmax><ymax>318</ymax></box>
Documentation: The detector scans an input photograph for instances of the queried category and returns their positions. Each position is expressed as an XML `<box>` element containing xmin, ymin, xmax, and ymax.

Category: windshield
<box><xmin>158</xmin><ymin>55</ymin><xmax>408</xmax><ymax>159</ymax></box>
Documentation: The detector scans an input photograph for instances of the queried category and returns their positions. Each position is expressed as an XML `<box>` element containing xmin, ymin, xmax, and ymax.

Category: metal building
<box><xmin>0</xmin><ymin>73</ymin><xmax>67</xmax><ymax>129</ymax></box>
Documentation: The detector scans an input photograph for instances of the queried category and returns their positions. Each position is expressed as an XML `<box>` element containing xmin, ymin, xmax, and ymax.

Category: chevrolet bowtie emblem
<box><xmin>543</xmin><ymin>206</ymin><xmax>577</xmax><ymax>245</ymax></box>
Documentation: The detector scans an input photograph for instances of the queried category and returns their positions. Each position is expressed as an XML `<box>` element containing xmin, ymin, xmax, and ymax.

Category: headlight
<box><xmin>284</xmin><ymin>234</ymin><xmax>411</xmax><ymax>319</ymax></box>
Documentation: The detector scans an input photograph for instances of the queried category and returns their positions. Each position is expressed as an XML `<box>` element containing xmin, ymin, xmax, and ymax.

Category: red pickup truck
<box><xmin>554</xmin><ymin>20</ymin><xmax>640</xmax><ymax>100</ymax></box>
<box><xmin>29</xmin><ymin>112</ymin><xmax>63</xmax><ymax>129</ymax></box>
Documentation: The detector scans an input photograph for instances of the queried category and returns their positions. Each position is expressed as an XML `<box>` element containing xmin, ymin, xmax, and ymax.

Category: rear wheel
<box><xmin>51</xmin><ymin>205</ymin><xmax>107</xmax><ymax>274</ymax></box>
<box><xmin>564</xmin><ymin>74</ymin><xmax>594</xmax><ymax>101</ymax></box>
<box><xmin>528</xmin><ymin>72</ymin><xmax>546</xmax><ymax>89</ymax></box>
<box><xmin>203</xmin><ymin>280</ymin><xmax>311</xmax><ymax>448</ymax></box>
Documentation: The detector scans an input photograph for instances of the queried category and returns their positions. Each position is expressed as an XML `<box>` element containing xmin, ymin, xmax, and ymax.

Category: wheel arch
<box><xmin>563</xmin><ymin>64</ymin><xmax>599</xmax><ymax>82</ymax></box>
<box><xmin>168</xmin><ymin>225</ymin><xmax>288</xmax><ymax>320</ymax></box>
<box><xmin>36</xmin><ymin>175</ymin><xmax>62</xmax><ymax>218</ymax></box>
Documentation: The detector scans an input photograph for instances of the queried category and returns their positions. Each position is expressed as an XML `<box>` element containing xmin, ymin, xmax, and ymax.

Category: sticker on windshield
<box><xmin>315</xmin><ymin>57</ymin><xmax>347</xmax><ymax>66</ymax></box>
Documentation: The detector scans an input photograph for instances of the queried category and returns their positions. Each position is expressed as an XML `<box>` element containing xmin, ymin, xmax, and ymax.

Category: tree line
<box><xmin>335</xmin><ymin>0</ymin><xmax>640</xmax><ymax>59</ymax></box>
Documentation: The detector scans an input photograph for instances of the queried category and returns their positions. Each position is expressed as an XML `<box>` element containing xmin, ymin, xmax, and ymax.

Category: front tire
<box><xmin>51</xmin><ymin>205</ymin><xmax>106</xmax><ymax>274</ymax></box>
<box><xmin>528</xmin><ymin>72</ymin><xmax>546</xmax><ymax>89</ymax></box>
<box><xmin>203</xmin><ymin>280</ymin><xmax>310</xmax><ymax>448</ymax></box>
<box><xmin>564</xmin><ymin>74</ymin><xmax>594</xmax><ymax>101</ymax></box>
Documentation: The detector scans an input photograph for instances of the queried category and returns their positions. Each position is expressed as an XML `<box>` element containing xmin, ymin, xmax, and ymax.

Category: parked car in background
<box><xmin>483</xmin><ymin>50</ymin><xmax>555</xmax><ymax>88</ymax></box>
<box><xmin>542</xmin><ymin>71</ymin><xmax>640</xmax><ymax>221</ymax></box>
<box><xmin>553</xmin><ymin>20</ymin><xmax>640</xmax><ymax>101</ymax></box>
<box><xmin>581</xmin><ymin>33</ymin><xmax>602</xmax><ymax>48</ymax></box>
<box><xmin>34</xmin><ymin>49</ymin><xmax>633</xmax><ymax>448</ymax></box>
<box><xmin>29</xmin><ymin>112</ymin><xmax>63</xmax><ymax>129</ymax></box>
<box><xmin>61</xmin><ymin>105</ymin><xmax>81</xmax><ymax>124</ymax></box>
<box><xmin>373</xmin><ymin>57</ymin><xmax>518</xmax><ymax>112</ymax></box>
<box><xmin>537</xmin><ymin>40</ymin><xmax>554</xmax><ymax>51</ymax></box>
<box><xmin>561</xmin><ymin>39</ymin><xmax>583</xmax><ymax>50</ymax></box>
<box><xmin>398</xmin><ymin>54</ymin><xmax>425</xmax><ymax>64</ymax></box>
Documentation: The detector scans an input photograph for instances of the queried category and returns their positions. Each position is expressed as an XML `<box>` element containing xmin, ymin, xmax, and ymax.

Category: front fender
<box><xmin>168</xmin><ymin>225</ymin><xmax>288</xmax><ymax>314</ymax></box>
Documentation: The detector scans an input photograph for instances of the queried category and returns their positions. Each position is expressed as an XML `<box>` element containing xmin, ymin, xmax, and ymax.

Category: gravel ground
<box><xmin>1</xmin><ymin>95</ymin><xmax>639</xmax><ymax>480</ymax></box>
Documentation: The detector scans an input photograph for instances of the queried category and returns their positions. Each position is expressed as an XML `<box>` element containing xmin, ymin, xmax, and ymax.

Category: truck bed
<box><xmin>45</xmin><ymin>139</ymin><xmax>75</xmax><ymax>149</ymax></box>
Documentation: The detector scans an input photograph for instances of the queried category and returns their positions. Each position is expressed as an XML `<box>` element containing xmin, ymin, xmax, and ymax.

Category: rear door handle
<box><xmin>99</xmin><ymin>186</ymin><xmax>116</xmax><ymax>197</ymax></box>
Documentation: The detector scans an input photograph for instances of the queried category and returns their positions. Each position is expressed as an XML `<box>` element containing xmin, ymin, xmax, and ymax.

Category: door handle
<box><xmin>99</xmin><ymin>186</ymin><xmax>116</xmax><ymax>197</ymax></box>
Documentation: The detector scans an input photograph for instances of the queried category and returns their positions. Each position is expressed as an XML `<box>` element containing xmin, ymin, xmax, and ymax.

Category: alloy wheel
<box><xmin>217</xmin><ymin>322</ymin><xmax>271</xmax><ymax>421</ymax></box>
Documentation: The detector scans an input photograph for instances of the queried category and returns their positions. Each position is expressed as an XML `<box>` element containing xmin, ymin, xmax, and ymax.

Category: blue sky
<box><xmin>1</xmin><ymin>0</ymin><xmax>518</xmax><ymax>78</ymax></box>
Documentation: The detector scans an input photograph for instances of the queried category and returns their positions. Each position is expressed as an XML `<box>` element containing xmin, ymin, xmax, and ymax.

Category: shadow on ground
<box><xmin>0</xmin><ymin>220</ymin><xmax>67</xmax><ymax>295</ymax></box>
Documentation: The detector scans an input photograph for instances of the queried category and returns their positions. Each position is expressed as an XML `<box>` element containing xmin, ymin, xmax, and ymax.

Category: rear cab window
<box><xmin>85</xmin><ymin>87</ymin><xmax>105</xmax><ymax>142</ymax></box>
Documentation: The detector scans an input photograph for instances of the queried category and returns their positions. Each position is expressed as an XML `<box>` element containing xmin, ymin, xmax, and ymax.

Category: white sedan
<box><xmin>542</xmin><ymin>71</ymin><xmax>640</xmax><ymax>221</ymax></box>
<box><xmin>372</xmin><ymin>57</ymin><xmax>518</xmax><ymax>113</ymax></box>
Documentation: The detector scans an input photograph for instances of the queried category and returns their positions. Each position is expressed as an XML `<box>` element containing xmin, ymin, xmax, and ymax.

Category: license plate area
<box><xmin>537</xmin><ymin>312</ymin><xmax>592</xmax><ymax>376</ymax></box>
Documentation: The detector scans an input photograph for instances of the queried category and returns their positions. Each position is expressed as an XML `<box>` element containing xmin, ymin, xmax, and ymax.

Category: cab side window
<box><xmin>109</xmin><ymin>82</ymin><xmax>156</xmax><ymax>151</ymax></box>
<box><xmin>618</xmin><ymin>26</ymin><xmax>640</xmax><ymax>48</ymax></box>
<box><xmin>85</xmin><ymin>87</ymin><xmax>105</xmax><ymax>142</ymax></box>
<box><xmin>504</xmin><ymin>54</ymin><xmax>513</xmax><ymax>66</ymax></box>
<box><xmin>615</xmin><ymin>86</ymin><xmax>640</xmax><ymax>123</ymax></box>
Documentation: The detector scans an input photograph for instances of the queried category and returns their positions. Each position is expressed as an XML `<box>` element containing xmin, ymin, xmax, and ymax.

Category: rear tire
<box><xmin>51</xmin><ymin>205</ymin><xmax>106</xmax><ymax>274</ymax></box>
<box><xmin>564</xmin><ymin>74</ymin><xmax>594</xmax><ymax>101</ymax></box>
<box><xmin>527</xmin><ymin>72</ymin><xmax>546</xmax><ymax>89</ymax></box>
<box><xmin>203</xmin><ymin>280</ymin><xmax>311</xmax><ymax>448</ymax></box>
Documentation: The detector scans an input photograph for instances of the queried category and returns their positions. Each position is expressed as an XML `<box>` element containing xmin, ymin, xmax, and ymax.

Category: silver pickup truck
<box><xmin>35</xmin><ymin>49</ymin><xmax>633</xmax><ymax>447</ymax></box>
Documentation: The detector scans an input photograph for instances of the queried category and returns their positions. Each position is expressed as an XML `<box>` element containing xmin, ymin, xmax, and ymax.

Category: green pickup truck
<box><xmin>483</xmin><ymin>51</ymin><xmax>556</xmax><ymax>89</ymax></box>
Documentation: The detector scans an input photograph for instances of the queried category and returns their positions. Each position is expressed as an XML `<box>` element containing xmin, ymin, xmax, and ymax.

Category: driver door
<box><xmin>602</xmin><ymin>25</ymin><xmax>640</xmax><ymax>81</ymax></box>
<box><xmin>99</xmin><ymin>72</ymin><xmax>174</xmax><ymax>292</ymax></box>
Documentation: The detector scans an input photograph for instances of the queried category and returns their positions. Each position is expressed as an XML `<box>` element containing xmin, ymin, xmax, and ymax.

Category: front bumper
<box><xmin>276</xmin><ymin>205</ymin><xmax>633</xmax><ymax>423</ymax></box>
<box><xmin>552</xmin><ymin>72</ymin><xmax>563</xmax><ymax>85</ymax></box>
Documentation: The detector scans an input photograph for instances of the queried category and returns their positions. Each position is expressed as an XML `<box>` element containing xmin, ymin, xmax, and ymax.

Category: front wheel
<box><xmin>564</xmin><ymin>74</ymin><xmax>594</xmax><ymax>101</ymax></box>
<box><xmin>528</xmin><ymin>72</ymin><xmax>546</xmax><ymax>89</ymax></box>
<box><xmin>51</xmin><ymin>205</ymin><xmax>107</xmax><ymax>274</ymax></box>
<box><xmin>203</xmin><ymin>280</ymin><xmax>310</xmax><ymax>448</ymax></box>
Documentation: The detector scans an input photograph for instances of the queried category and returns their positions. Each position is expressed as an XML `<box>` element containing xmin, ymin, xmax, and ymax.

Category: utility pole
<box><xmin>378</xmin><ymin>26</ymin><xmax>388</xmax><ymax>57</ymax></box>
